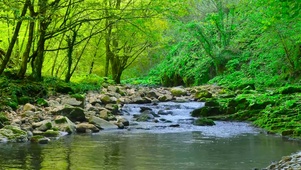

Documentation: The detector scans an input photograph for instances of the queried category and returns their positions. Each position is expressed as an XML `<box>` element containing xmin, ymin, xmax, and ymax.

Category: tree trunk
<box><xmin>65</xmin><ymin>30</ymin><xmax>77</xmax><ymax>83</ymax></box>
<box><xmin>31</xmin><ymin>0</ymin><xmax>48</xmax><ymax>81</ymax></box>
<box><xmin>0</xmin><ymin>0</ymin><xmax>29</xmax><ymax>75</ymax></box>
<box><xmin>18</xmin><ymin>17</ymin><xmax>34</xmax><ymax>78</ymax></box>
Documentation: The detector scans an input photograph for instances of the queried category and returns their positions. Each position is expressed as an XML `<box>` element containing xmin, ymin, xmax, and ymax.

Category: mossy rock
<box><xmin>30</xmin><ymin>135</ymin><xmax>44</xmax><ymax>143</ymax></box>
<box><xmin>0</xmin><ymin>125</ymin><xmax>28</xmax><ymax>142</ymax></box>
<box><xmin>190</xmin><ymin>106</ymin><xmax>224</xmax><ymax>117</ymax></box>
<box><xmin>249</xmin><ymin>101</ymin><xmax>272</xmax><ymax>110</ymax></box>
<box><xmin>193</xmin><ymin>118</ymin><xmax>215</xmax><ymax>126</ymax></box>
<box><xmin>54</xmin><ymin>116</ymin><xmax>68</xmax><ymax>124</ymax></box>
<box><xmin>43</xmin><ymin>130</ymin><xmax>59</xmax><ymax>137</ymax></box>
<box><xmin>195</xmin><ymin>90</ymin><xmax>212</xmax><ymax>99</ymax></box>
<box><xmin>170</xmin><ymin>87</ymin><xmax>187</xmax><ymax>97</ymax></box>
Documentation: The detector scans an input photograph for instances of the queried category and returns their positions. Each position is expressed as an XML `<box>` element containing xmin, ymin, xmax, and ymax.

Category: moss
<box><xmin>30</xmin><ymin>135</ymin><xmax>44</xmax><ymax>143</ymax></box>
<box><xmin>194</xmin><ymin>118</ymin><xmax>215</xmax><ymax>126</ymax></box>
<box><xmin>54</xmin><ymin>117</ymin><xmax>68</xmax><ymax>124</ymax></box>
<box><xmin>0</xmin><ymin>112</ymin><xmax>9</xmax><ymax>128</ymax></box>
<box><xmin>43</xmin><ymin>130</ymin><xmax>59</xmax><ymax>137</ymax></box>
<box><xmin>45</xmin><ymin>122</ymin><xmax>53</xmax><ymax>129</ymax></box>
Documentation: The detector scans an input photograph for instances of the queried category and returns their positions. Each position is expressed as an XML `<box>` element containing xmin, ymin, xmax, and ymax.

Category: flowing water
<box><xmin>0</xmin><ymin>102</ymin><xmax>300</xmax><ymax>170</ymax></box>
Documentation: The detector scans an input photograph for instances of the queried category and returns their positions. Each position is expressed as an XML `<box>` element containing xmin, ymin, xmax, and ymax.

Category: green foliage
<box><xmin>0</xmin><ymin>112</ymin><xmax>9</xmax><ymax>128</ymax></box>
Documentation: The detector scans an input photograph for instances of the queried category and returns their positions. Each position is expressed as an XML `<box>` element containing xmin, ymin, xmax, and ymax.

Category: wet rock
<box><xmin>116</xmin><ymin>116</ymin><xmax>129</xmax><ymax>126</ymax></box>
<box><xmin>190</xmin><ymin>106</ymin><xmax>224</xmax><ymax>117</ymax></box>
<box><xmin>89</xmin><ymin>116</ymin><xmax>118</xmax><ymax>130</ymax></box>
<box><xmin>158</xmin><ymin>110</ymin><xmax>173</xmax><ymax>115</ymax></box>
<box><xmin>193</xmin><ymin>118</ymin><xmax>215</xmax><ymax>126</ymax></box>
<box><xmin>169</xmin><ymin>124</ymin><xmax>180</xmax><ymax>127</ymax></box>
<box><xmin>140</xmin><ymin>107</ymin><xmax>152</xmax><ymax>112</ymax></box>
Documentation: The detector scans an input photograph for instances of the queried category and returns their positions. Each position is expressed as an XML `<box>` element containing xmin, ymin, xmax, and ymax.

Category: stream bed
<box><xmin>0</xmin><ymin>102</ymin><xmax>300</xmax><ymax>170</ymax></box>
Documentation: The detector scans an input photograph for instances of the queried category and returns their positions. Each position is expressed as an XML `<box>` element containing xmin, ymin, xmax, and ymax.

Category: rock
<box><xmin>190</xmin><ymin>106</ymin><xmax>224</xmax><ymax>117</ymax></box>
<box><xmin>134</xmin><ymin>110</ymin><xmax>156</xmax><ymax>122</ymax></box>
<box><xmin>158</xmin><ymin>110</ymin><xmax>173</xmax><ymax>115</ymax></box>
<box><xmin>158</xmin><ymin>95</ymin><xmax>167</xmax><ymax>102</ymax></box>
<box><xmin>99</xmin><ymin>109</ymin><xmax>111</xmax><ymax>120</ymax></box>
<box><xmin>140</xmin><ymin>107</ymin><xmax>152</xmax><ymax>112</ymax></box>
<box><xmin>265</xmin><ymin>151</ymin><xmax>301</xmax><ymax>170</ymax></box>
<box><xmin>55</xmin><ymin>105</ymin><xmax>86</xmax><ymax>122</ymax></box>
<box><xmin>169</xmin><ymin>124</ymin><xmax>180</xmax><ymax>127</ymax></box>
<box><xmin>193</xmin><ymin>118</ymin><xmax>215</xmax><ymax>126</ymax></box>
<box><xmin>170</xmin><ymin>87</ymin><xmax>187</xmax><ymax>97</ymax></box>
<box><xmin>61</xmin><ymin>97</ymin><xmax>84</xmax><ymax>108</ymax></box>
<box><xmin>195</xmin><ymin>90</ymin><xmax>212</xmax><ymax>99</ymax></box>
<box><xmin>89</xmin><ymin>116</ymin><xmax>118</xmax><ymax>130</ymax></box>
<box><xmin>116</xmin><ymin>116</ymin><xmax>129</xmax><ymax>126</ymax></box>
<box><xmin>23</xmin><ymin>103</ymin><xmax>36</xmax><ymax>112</ymax></box>
<box><xmin>34</xmin><ymin>120</ymin><xmax>53</xmax><ymax>131</ymax></box>
<box><xmin>281</xmin><ymin>130</ymin><xmax>294</xmax><ymax>136</ymax></box>
<box><xmin>53</xmin><ymin>116</ymin><xmax>76</xmax><ymax>134</ymax></box>
<box><xmin>0</xmin><ymin>125</ymin><xmax>28</xmax><ymax>142</ymax></box>
<box><xmin>131</xmin><ymin>97</ymin><xmax>152</xmax><ymax>104</ymax></box>
<box><xmin>38</xmin><ymin>137</ymin><xmax>51</xmax><ymax>144</ymax></box>
<box><xmin>43</xmin><ymin>130</ymin><xmax>60</xmax><ymax>137</ymax></box>
<box><xmin>100</xmin><ymin>95</ymin><xmax>116</xmax><ymax>104</ymax></box>
<box><xmin>76</xmin><ymin>123</ymin><xmax>100</xmax><ymax>133</ymax></box>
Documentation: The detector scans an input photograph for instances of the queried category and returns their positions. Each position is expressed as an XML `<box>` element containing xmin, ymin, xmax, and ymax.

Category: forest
<box><xmin>0</xmin><ymin>0</ymin><xmax>300</xmax><ymax>87</ymax></box>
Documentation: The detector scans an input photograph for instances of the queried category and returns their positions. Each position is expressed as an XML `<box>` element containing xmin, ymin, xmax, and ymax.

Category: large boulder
<box><xmin>55</xmin><ymin>105</ymin><xmax>86</xmax><ymax>122</ymax></box>
<box><xmin>0</xmin><ymin>125</ymin><xmax>28</xmax><ymax>142</ymax></box>
<box><xmin>170</xmin><ymin>87</ymin><xmax>187</xmax><ymax>97</ymax></box>
<box><xmin>53</xmin><ymin>116</ymin><xmax>76</xmax><ymax>134</ymax></box>
<box><xmin>89</xmin><ymin>116</ymin><xmax>118</xmax><ymax>130</ymax></box>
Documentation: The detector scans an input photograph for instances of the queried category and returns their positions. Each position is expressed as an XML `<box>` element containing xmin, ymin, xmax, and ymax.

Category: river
<box><xmin>0</xmin><ymin>102</ymin><xmax>300</xmax><ymax>170</ymax></box>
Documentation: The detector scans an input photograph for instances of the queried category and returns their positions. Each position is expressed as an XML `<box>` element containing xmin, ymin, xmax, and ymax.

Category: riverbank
<box><xmin>1</xmin><ymin>79</ymin><xmax>301</xmax><ymax>141</ymax></box>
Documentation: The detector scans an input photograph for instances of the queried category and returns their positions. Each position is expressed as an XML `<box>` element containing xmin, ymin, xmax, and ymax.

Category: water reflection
<box><xmin>0</xmin><ymin>132</ymin><xmax>300</xmax><ymax>170</ymax></box>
